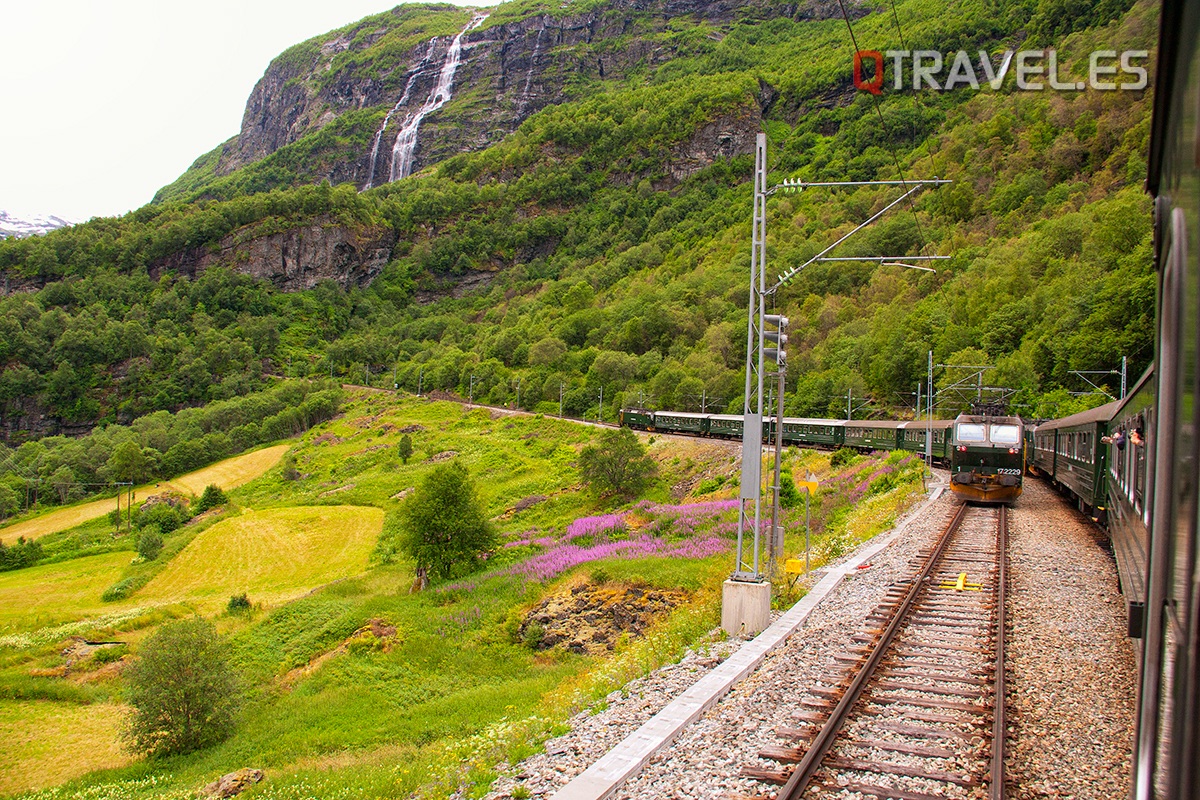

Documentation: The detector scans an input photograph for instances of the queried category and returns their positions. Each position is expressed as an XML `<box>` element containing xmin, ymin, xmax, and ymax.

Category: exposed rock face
<box><xmin>201</xmin><ymin>768</ymin><xmax>264</xmax><ymax>799</ymax></box>
<box><xmin>150</xmin><ymin>215</ymin><xmax>395</xmax><ymax>292</ymax></box>
<box><xmin>211</xmin><ymin>0</ymin><xmax>860</xmax><ymax>189</ymax></box>
<box><xmin>519</xmin><ymin>582</ymin><xmax>687</xmax><ymax>654</ymax></box>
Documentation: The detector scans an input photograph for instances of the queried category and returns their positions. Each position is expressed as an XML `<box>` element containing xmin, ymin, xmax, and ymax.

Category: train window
<box><xmin>957</xmin><ymin>423</ymin><xmax>986</xmax><ymax>442</ymax></box>
<box><xmin>990</xmin><ymin>424</ymin><xmax>1020</xmax><ymax>445</ymax></box>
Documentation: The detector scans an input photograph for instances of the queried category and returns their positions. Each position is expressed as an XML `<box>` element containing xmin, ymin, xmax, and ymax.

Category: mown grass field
<box><xmin>138</xmin><ymin>506</ymin><xmax>383</xmax><ymax>611</ymax></box>
<box><xmin>0</xmin><ymin>553</ymin><xmax>130</xmax><ymax>633</ymax></box>
<box><xmin>0</xmin><ymin>701</ymin><xmax>131</xmax><ymax>796</ymax></box>
<box><xmin>0</xmin><ymin>445</ymin><xmax>293</xmax><ymax>543</ymax></box>
<box><xmin>163</xmin><ymin>444</ymin><xmax>290</xmax><ymax>496</ymax></box>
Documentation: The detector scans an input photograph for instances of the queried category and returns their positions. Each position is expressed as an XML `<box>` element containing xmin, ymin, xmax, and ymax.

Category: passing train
<box><xmin>618</xmin><ymin>407</ymin><xmax>1025</xmax><ymax>503</ymax></box>
<box><xmin>947</xmin><ymin>411</ymin><xmax>1026</xmax><ymax>503</ymax></box>
<box><xmin>618</xmin><ymin>407</ymin><xmax>956</xmax><ymax>458</ymax></box>
<box><xmin>1120</xmin><ymin>0</ymin><xmax>1197</xmax><ymax>794</ymax></box>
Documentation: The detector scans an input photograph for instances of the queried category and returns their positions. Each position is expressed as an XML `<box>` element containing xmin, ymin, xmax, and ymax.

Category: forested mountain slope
<box><xmin>0</xmin><ymin>0</ymin><xmax>1155</xmax><ymax>475</ymax></box>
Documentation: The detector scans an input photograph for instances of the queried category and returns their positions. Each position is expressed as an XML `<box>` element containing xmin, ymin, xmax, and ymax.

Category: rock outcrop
<box><xmin>201</xmin><ymin>769</ymin><xmax>265</xmax><ymax>799</ymax></box>
<box><xmin>150</xmin><ymin>215</ymin><xmax>395</xmax><ymax>292</ymax></box>
<box><xmin>518</xmin><ymin>582</ymin><xmax>687</xmax><ymax>654</ymax></box>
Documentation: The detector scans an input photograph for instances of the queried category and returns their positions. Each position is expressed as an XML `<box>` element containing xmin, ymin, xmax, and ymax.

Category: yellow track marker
<box><xmin>940</xmin><ymin>572</ymin><xmax>982</xmax><ymax>591</ymax></box>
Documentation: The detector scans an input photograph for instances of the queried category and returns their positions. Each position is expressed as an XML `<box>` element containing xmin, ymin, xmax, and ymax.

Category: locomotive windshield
<box><xmin>989</xmin><ymin>424</ymin><xmax>1020</xmax><ymax>444</ymax></box>
<box><xmin>957</xmin><ymin>423</ymin><xmax>987</xmax><ymax>442</ymax></box>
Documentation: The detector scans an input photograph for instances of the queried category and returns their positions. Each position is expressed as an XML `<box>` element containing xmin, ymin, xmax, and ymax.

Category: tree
<box><xmin>107</xmin><ymin>440</ymin><xmax>150</xmax><ymax>484</ymax></box>
<box><xmin>123</xmin><ymin>617</ymin><xmax>238</xmax><ymax>757</ymax></box>
<box><xmin>578</xmin><ymin>427</ymin><xmax>658</xmax><ymax>499</ymax></box>
<box><xmin>49</xmin><ymin>465</ymin><xmax>75</xmax><ymax>504</ymax></box>
<box><xmin>402</xmin><ymin>462</ymin><xmax>495</xmax><ymax>580</ymax></box>
<box><xmin>398</xmin><ymin>434</ymin><xmax>414</xmax><ymax>465</ymax></box>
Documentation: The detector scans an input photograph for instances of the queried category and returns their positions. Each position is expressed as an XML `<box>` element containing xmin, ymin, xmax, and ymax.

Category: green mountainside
<box><xmin>0</xmin><ymin>0</ymin><xmax>1156</xmax><ymax>510</ymax></box>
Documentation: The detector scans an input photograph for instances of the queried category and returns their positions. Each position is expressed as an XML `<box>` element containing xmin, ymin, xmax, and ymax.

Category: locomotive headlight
<box><xmin>956</xmin><ymin>445</ymin><xmax>967</xmax><ymax>452</ymax></box>
<box><xmin>1008</xmin><ymin>448</ymin><xmax>1018</xmax><ymax>454</ymax></box>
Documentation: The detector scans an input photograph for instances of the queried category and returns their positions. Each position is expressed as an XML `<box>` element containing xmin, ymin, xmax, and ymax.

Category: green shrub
<box><xmin>102</xmin><ymin>577</ymin><xmax>137</xmax><ymax>602</ymax></box>
<box><xmin>135</xmin><ymin>502</ymin><xmax>186</xmax><ymax>535</ymax></box>
<box><xmin>137</xmin><ymin>530</ymin><xmax>163</xmax><ymax>561</ymax></box>
<box><xmin>830</xmin><ymin>448</ymin><xmax>857</xmax><ymax>469</ymax></box>
<box><xmin>192</xmin><ymin>484</ymin><xmax>228</xmax><ymax>514</ymax></box>
<box><xmin>93</xmin><ymin>645</ymin><xmax>126</xmax><ymax>664</ymax></box>
<box><xmin>227</xmin><ymin>593</ymin><xmax>252</xmax><ymax>614</ymax></box>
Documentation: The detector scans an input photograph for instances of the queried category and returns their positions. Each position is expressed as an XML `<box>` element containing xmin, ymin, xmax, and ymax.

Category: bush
<box><xmin>578</xmin><ymin>428</ymin><xmax>658</xmax><ymax>499</ymax></box>
<box><xmin>0</xmin><ymin>536</ymin><xmax>43</xmax><ymax>571</ymax></box>
<box><xmin>102</xmin><ymin>577</ymin><xmax>137</xmax><ymax>602</ymax></box>
<box><xmin>398</xmin><ymin>434</ymin><xmax>414</xmax><ymax>464</ymax></box>
<box><xmin>192</xmin><ymin>484</ymin><xmax>228</xmax><ymax>514</ymax></box>
<box><xmin>830</xmin><ymin>448</ymin><xmax>857</xmax><ymax>469</ymax></box>
<box><xmin>226</xmin><ymin>593</ymin><xmax>251</xmax><ymax>614</ymax></box>
<box><xmin>136</xmin><ymin>502</ymin><xmax>187</xmax><ymax>535</ymax></box>
<box><xmin>123</xmin><ymin>618</ymin><xmax>239</xmax><ymax>757</ymax></box>
<box><xmin>137</xmin><ymin>530</ymin><xmax>163</xmax><ymax>561</ymax></box>
<box><xmin>778</xmin><ymin>471</ymin><xmax>800</xmax><ymax>509</ymax></box>
<box><xmin>93</xmin><ymin>645</ymin><xmax>126</xmax><ymax>664</ymax></box>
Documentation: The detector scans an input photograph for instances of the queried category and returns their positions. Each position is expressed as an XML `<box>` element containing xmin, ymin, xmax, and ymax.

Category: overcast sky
<box><xmin>1</xmin><ymin>0</ymin><xmax>480</xmax><ymax>222</ymax></box>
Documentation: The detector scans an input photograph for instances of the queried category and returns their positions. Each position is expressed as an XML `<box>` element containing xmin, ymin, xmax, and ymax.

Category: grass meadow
<box><xmin>138</xmin><ymin>506</ymin><xmax>382</xmax><ymax>612</ymax></box>
<box><xmin>0</xmin><ymin>553</ymin><xmax>131</xmax><ymax>633</ymax></box>
<box><xmin>0</xmin><ymin>701</ymin><xmax>132</xmax><ymax>796</ymax></box>
<box><xmin>1</xmin><ymin>391</ymin><xmax>931</xmax><ymax>800</ymax></box>
<box><xmin>0</xmin><ymin>445</ymin><xmax>292</xmax><ymax>543</ymax></box>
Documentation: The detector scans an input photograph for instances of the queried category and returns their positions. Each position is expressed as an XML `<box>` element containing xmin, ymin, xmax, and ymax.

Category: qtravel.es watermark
<box><xmin>853</xmin><ymin>49</ymin><xmax>1149</xmax><ymax>94</ymax></box>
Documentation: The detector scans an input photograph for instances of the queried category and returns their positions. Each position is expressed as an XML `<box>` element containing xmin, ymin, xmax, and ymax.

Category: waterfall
<box><xmin>363</xmin><ymin>40</ymin><xmax>437</xmax><ymax>190</ymax></box>
<box><xmin>389</xmin><ymin>12</ymin><xmax>489</xmax><ymax>183</ymax></box>
<box><xmin>515</xmin><ymin>27</ymin><xmax>544</xmax><ymax>119</ymax></box>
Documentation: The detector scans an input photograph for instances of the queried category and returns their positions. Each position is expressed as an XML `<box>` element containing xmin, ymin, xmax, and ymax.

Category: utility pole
<box><xmin>469</xmin><ymin>374</ymin><xmax>477</xmax><ymax>405</ymax></box>
<box><xmin>598</xmin><ymin>386</ymin><xmax>603</xmax><ymax>421</ymax></box>
<box><xmin>418</xmin><ymin>368</ymin><xmax>423</xmax><ymax>396</ymax></box>
<box><xmin>926</xmin><ymin>350</ymin><xmax>934</xmax><ymax>464</ymax></box>
<box><xmin>724</xmin><ymin>132</ymin><xmax>949</xmax><ymax>638</ymax></box>
<box><xmin>1122</xmin><ymin>355</ymin><xmax>1128</xmax><ymax>398</ymax></box>
<box><xmin>393</xmin><ymin>366</ymin><xmax>397</xmax><ymax>390</ymax></box>
<box><xmin>515</xmin><ymin>378</ymin><xmax>521</xmax><ymax>410</ymax></box>
<box><xmin>559</xmin><ymin>382</ymin><xmax>564</xmax><ymax>417</ymax></box>
<box><xmin>847</xmin><ymin>387</ymin><xmax>853</xmax><ymax>421</ymax></box>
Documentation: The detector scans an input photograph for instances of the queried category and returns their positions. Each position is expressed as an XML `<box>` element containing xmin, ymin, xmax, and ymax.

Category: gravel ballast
<box><xmin>485</xmin><ymin>477</ymin><xmax>1137</xmax><ymax>800</ymax></box>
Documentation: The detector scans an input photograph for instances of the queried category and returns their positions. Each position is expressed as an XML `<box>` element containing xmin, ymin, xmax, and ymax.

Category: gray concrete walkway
<box><xmin>550</xmin><ymin>487</ymin><xmax>946</xmax><ymax>800</ymax></box>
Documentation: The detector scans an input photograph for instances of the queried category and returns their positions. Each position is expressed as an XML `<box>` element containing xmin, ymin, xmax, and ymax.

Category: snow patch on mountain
<box><xmin>0</xmin><ymin>211</ymin><xmax>74</xmax><ymax>239</ymax></box>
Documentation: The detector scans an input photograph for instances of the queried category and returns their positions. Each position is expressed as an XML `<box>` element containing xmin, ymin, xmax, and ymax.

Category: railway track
<box><xmin>739</xmin><ymin>502</ymin><xmax>1008</xmax><ymax>800</ymax></box>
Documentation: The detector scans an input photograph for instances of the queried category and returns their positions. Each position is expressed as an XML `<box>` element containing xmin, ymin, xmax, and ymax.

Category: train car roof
<box><xmin>653</xmin><ymin>411</ymin><xmax>709</xmax><ymax>419</ymax></box>
<box><xmin>780</xmin><ymin>417</ymin><xmax>848</xmax><ymax>427</ymax></box>
<box><xmin>899</xmin><ymin>419</ymin><xmax>954</xmax><ymax>430</ymax></box>
<box><xmin>1034</xmin><ymin>399</ymin><xmax>1121</xmax><ymax>431</ymax></box>
<box><xmin>844</xmin><ymin>419</ymin><xmax>904</xmax><ymax>429</ymax></box>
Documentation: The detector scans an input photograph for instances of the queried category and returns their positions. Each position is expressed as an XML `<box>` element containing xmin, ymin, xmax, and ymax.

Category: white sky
<box><xmin>1</xmin><ymin>0</ymin><xmax>480</xmax><ymax>222</ymax></box>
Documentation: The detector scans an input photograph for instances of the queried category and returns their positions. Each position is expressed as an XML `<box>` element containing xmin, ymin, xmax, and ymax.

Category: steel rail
<box><xmin>991</xmin><ymin>505</ymin><xmax>1009</xmax><ymax>800</ymax></box>
<box><xmin>777</xmin><ymin>501</ymin><xmax>971</xmax><ymax>799</ymax></box>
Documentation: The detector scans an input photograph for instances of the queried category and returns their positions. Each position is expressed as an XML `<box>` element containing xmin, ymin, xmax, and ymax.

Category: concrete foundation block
<box><xmin>721</xmin><ymin>579</ymin><xmax>771</xmax><ymax>637</ymax></box>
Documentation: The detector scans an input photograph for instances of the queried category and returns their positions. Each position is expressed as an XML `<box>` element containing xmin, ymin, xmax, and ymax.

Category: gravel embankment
<box><xmin>1006</xmin><ymin>479</ymin><xmax>1136</xmax><ymax>799</ymax></box>
<box><xmin>486</xmin><ymin>477</ymin><xmax>1137</xmax><ymax>800</ymax></box>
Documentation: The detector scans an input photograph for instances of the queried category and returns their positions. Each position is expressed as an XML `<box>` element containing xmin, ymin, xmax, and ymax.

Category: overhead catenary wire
<box><xmin>834</xmin><ymin>0</ymin><xmax>931</xmax><ymax>255</ymax></box>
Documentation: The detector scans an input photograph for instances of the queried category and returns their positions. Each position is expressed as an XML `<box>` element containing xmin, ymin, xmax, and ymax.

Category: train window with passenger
<box><xmin>957</xmin><ymin>423</ymin><xmax>986</xmax><ymax>442</ymax></box>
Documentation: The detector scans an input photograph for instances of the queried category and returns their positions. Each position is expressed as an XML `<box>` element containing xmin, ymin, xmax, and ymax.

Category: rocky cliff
<box><xmin>150</xmin><ymin>216</ymin><xmax>396</xmax><ymax>292</ymax></box>
<box><xmin>171</xmin><ymin>0</ymin><xmax>857</xmax><ymax>198</ymax></box>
